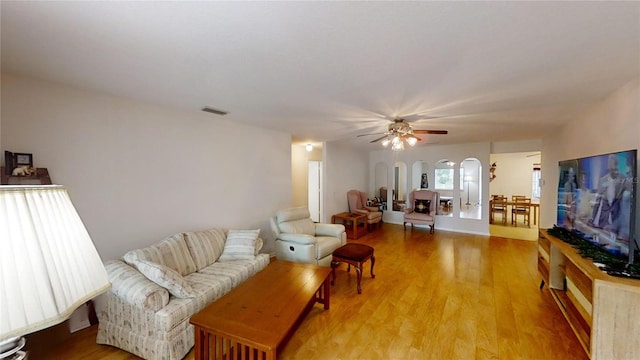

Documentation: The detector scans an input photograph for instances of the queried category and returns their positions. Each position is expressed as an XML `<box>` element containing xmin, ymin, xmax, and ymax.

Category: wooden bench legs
<box><xmin>331</xmin><ymin>251</ymin><xmax>375</xmax><ymax>294</ymax></box>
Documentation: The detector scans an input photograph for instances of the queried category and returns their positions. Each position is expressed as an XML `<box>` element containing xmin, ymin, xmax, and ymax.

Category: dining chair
<box><xmin>491</xmin><ymin>195</ymin><xmax>508</xmax><ymax>225</ymax></box>
<box><xmin>511</xmin><ymin>197</ymin><xmax>531</xmax><ymax>226</ymax></box>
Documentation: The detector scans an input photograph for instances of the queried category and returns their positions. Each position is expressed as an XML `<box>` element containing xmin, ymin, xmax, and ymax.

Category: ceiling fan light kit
<box><xmin>381</xmin><ymin>134</ymin><xmax>417</xmax><ymax>151</ymax></box>
<box><xmin>386</xmin><ymin>136</ymin><xmax>406</xmax><ymax>151</ymax></box>
<box><xmin>358</xmin><ymin>118</ymin><xmax>448</xmax><ymax>151</ymax></box>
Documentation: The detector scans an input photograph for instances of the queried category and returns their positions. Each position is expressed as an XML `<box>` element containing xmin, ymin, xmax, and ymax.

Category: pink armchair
<box><xmin>347</xmin><ymin>190</ymin><xmax>383</xmax><ymax>231</ymax></box>
<box><xmin>404</xmin><ymin>190</ymin><xmax>439</xmax><ymax>234</ymax></box>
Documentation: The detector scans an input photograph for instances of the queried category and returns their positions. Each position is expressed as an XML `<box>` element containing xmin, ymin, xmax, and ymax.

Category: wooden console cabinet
<box><xmin>538</xmin><ymin>229</ymin><xmax>640</xmax><ymax>359</ymax></box>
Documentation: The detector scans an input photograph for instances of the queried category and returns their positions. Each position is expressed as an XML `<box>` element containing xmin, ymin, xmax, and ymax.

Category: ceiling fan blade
<box><xmin>357</xmin><ymin>133</ymin><xmax>385</xmax><ymax>137</ymax></box>
<box><xmin>413</xmin><ymin>129</ymin><xmax>448</xmax><ymax>135</ymax></box>
<box><xmin>370</xmin><ymin>135</ymin><xmax>389</xmax><ymax>143</ymax></box>
<box><xmin>402</xmin><ymin>114</ymin><xmax>442</xmax><ymax>122</ymax></box>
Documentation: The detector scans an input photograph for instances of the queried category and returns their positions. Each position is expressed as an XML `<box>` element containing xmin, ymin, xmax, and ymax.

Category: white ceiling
<box><xmin>2</xmin><ymin>1</ymin><xmax>638</xmax><ymax>150</ymax></box>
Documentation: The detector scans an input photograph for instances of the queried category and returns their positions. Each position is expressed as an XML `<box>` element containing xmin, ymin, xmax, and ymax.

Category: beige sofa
<box><xmin>96</xmin><ymin>228</ymin><xmax>270</xmax><ymax>360</ymax></box>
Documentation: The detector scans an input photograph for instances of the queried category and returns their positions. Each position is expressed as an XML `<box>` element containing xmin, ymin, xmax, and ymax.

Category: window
<box><xmin>435</xmin><ymin>168</ymin><xmax>464</xmax><ymax>190</ymax></box>
<box><xmin>435</xmin><ymin>168</ymin><xmax>453</xmax><ymax>190</ymax></box>
<box><xmin>532</xmin><ymin>168</ymin><xmax>541</xmax><ymax>199</ymax></box>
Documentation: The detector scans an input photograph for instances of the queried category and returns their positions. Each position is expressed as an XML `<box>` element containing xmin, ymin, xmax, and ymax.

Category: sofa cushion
<box><xmin>218</xmin><ymin>229</ymin><xmax>260</xmax><ymax>262</ymax></box>
<box><xmin>132</xmin><ymin>259</ymin><xmax>197</xmax><ymax>299</ymax></box>
<box><xmin>183</xmin><ymin>272</ymin><xmax>233</xmax><ymax>308</ymax></box>
<box><xmin>198</xmin><ymin>255</ymin><xmax>270</xmax><ymax>288</ymax></box>
<box><xmin>151</xmin><ymin>254</ymin><xmax>271</xmax><ymax>333</ymax></box>
<box><xmin>103</xmin><ymin>260</ymin><xmax>170</xmax><ymax>311</ymax></box>
<box><xmin>225</xmin><ymin>230</ymin><xmax>263</xmax><ymax>255</ymax></box>
<box><xmin>184</xmin><ymin>229</ymin><xmax>227</xmax><ymax>271</ymax></box>
<box><xmin>404</xmin><ymin>212</ymin><xmax>434</xmax><ymax>222</ymax></box>
<box><xmin>123</xmin><ymin>233</ymin><xmax>197</xmax><ymax>276</ymax></box>
<box><xmin>316</xmin><ymin>236</ymin><xmax>343</xmax><ymax>259</ymax></box>
<box><xmin>276</xmin><ymin>207</ymin><xmax>316</xmax><ymax>236</ymax></box>
<box><xmin>276</xmin><ymin>206</ymin><xmax>310</xmax><ymax>223</ymax></box>
<box><xmin>277</xmin><ymin>218</ymin><xmax>316</xmax><ymax>236</ymax></box>
<box><xmin>255</xmin><ymin>237</ymin><xmax>264</xmax><ymax>255</ymax></box>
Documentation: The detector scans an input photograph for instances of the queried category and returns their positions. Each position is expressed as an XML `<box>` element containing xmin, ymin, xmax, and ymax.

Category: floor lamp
<box><xmin>465</xmin><ymin>176</ymin><xmax>472</xmax><ymax>205</ymax></box>
<box><xmin>0</xmin><ymin>185</ymin><xmax>111</xmax><ymax>359</ymax></box>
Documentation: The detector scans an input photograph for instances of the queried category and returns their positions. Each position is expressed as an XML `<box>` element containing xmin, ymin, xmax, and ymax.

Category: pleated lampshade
<box><xmin>0</xmin><ymin>185</ymin><xmax>110</xmax><ymax>347</ymax></box>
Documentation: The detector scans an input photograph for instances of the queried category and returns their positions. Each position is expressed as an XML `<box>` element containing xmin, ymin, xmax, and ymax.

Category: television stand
<box><xmin>601</xmin><ymin>267</ymin><xmax>640</xmax><ymax>280</ymax></box>
<box><xmin>538</xmin><ymin>229</ymin><xmax>640</xmax><ymax>359</ymax></box>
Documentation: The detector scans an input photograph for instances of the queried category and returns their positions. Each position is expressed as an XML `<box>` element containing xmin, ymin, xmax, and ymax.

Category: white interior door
<box><xmin>308</xmin><ymin>161</ymin><xmax>322</xmax><ymax>222</ymax></box>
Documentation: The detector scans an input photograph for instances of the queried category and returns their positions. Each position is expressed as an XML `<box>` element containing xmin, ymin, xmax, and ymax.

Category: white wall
<box><xmin>491</xmin><ymin>139</ymin><xmax>542</xmax><ymax>153</ymax></box>
<box><xmin>5</xmin><ymin>72</ymin><xmax>636</xmax><ymax>257</ymax></box>
<box><xmin>323</xmin><ymin>141</ymin><xmax>368</xmax><ymax>223</ymax></box>
<box><xmin>541</xmin><ymin>78</ymin><xmax>640</xmax><ymax>236</ymax></box>
<box><xmin>489</xmin><ymin>152</ymin><xmax>540</xmax><ymax>199</ymax></box>
<box><xmin>1</xmin><ymin>73</ymin><xmax>292</xmax><ymax>260</ymax></box>
<box><xmin>369</xmin><ymin>141</ymin><xmax>492</xmax><ymax>235</ymax></box>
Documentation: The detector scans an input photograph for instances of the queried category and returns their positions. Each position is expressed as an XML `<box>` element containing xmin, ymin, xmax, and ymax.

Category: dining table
<box><xmin>490</xmin><ymin>199</ymin><xmax>540</xmax><ymax>225</ymax></box>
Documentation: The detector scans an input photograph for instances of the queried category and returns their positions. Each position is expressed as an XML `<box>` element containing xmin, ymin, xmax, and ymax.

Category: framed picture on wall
<box><xmin>14</xmin><ymin>153</ymin><xmax>33</xmax><ymax>167</ymax></box>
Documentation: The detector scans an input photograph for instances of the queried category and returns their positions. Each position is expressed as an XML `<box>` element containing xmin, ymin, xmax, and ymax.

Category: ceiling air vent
<box><xmin>201</xmin><ymin>107</ymin><xmax>228</xmax><ymax>116</ymax></box>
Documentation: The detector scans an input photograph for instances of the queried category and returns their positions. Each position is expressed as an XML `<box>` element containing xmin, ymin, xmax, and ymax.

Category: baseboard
<box><xmin>436</xmin><ymin>227</ymin><xmax>490</xmax><ymax>236</ymax></box>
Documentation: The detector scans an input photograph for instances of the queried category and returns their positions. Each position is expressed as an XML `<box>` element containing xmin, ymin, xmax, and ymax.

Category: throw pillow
<box><xmin>415</xmin><ymin>199</ymin><xmax>431</xmax><ymax>214</ymax></box>
<box><xmin>255</xmin><ymin>237</ymin><xmax>264</xmax><ymax>255</ymax></box>
<box><xmin>184</xmin><ymin>228</ymin><xmax>227</xmax><ymax>270</ymax></box>
<box><xmin>218</xmin><ymin>229</ymin><xmax>260</xmax><ymax>262</ymax></box>
<box><xmin>123</xmin><ymin>233</ymin><xmax>197</xmax><ymax>276</ymax></box>
<box><xmin>132</xmin><ymin>259</ymin><xmax>196</xmax><ymax>298</ymax></box>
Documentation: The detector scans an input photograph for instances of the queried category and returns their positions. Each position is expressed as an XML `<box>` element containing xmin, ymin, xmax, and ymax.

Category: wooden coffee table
<box><xmin>189</xmin><ymin>260</ymin><xmax>332</xmax><ymax>360</ymax></box>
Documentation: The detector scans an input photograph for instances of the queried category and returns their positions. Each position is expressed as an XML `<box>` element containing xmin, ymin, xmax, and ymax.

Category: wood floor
<box><xmin>46</xmin><ymin>224</ymin><xmax>587</xmax><ymax>360</ymax></box>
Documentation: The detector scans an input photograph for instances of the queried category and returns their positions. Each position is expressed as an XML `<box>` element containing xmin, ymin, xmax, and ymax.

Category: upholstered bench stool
<box><xmin>330</xmin><ymin>243</ymin><xmax>375</xmax><ymax>294</ymax></box>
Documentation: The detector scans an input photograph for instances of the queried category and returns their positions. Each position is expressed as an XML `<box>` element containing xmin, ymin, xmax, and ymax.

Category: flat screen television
<box><xmin>557</xmin><ymin>149</ymin><xmax>637</xmax><ymax>263</ymax></box>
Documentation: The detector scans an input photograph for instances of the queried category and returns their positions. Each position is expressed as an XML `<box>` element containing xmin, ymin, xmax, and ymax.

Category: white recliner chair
<box><xmin>270</xmin><ymin>206</ymin><xmax>346</xmax><ymax>267</ymax></box>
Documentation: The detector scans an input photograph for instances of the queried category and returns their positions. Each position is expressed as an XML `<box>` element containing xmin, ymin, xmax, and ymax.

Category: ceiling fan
<box><xmin>357</xmin><ymin>118</ymin><xmax>448</xmax><ymax>151</ymax></box>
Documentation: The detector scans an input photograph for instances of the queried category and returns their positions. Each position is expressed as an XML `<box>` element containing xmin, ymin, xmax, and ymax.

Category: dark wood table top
<box><xmin>332</xmin><ymin>212</ymin><xmax>367</xmax><ymax>220</ymax></box>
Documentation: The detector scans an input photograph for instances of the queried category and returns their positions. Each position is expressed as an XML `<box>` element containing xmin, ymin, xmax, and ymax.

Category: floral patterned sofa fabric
<box><xmin>96</xmin><ymin>229</ymin><xmax>269</xmax><ymax>360</ymax></box>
